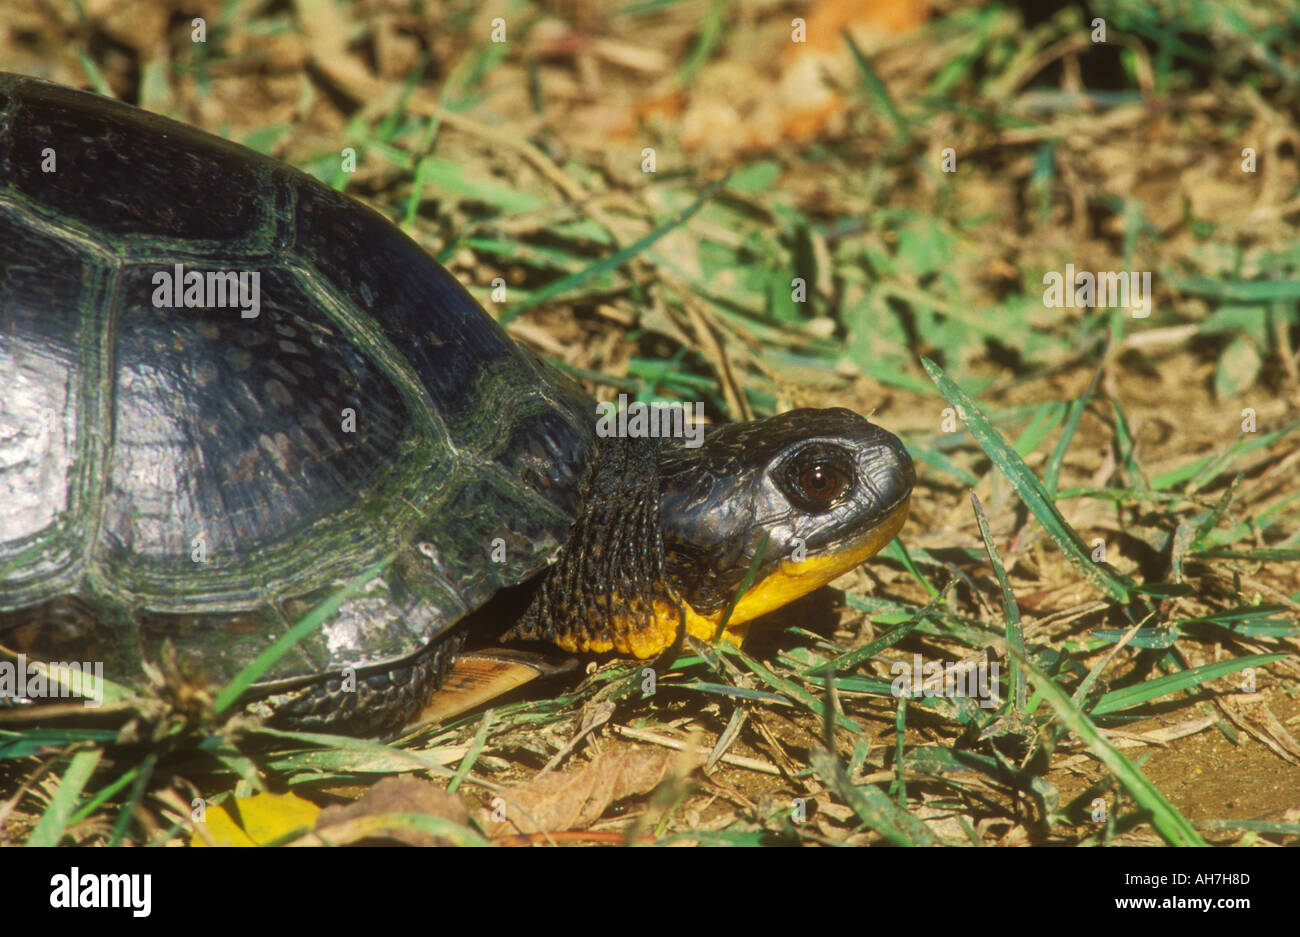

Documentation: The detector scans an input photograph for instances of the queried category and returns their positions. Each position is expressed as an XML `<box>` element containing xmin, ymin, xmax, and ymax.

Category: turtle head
<box><xmin>507</xmin><ymin>407</ymin><xmax>913</xmax><ymax>659</ymax></box>
<box><xmin>656</xmin><ymin>408</ymin><xmax>913</xmax><ymax>647</ymax></box>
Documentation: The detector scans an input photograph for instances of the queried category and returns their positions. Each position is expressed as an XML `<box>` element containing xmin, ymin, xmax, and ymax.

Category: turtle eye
<box><xmin>798</xmin><ymin>462</ymin><xmax>847</xmax><ymax>505</ymax></box>
<box><xmin>779</xmin><ymin>447</ymin><xmax>854</xmax><ymax>513</ymax></box>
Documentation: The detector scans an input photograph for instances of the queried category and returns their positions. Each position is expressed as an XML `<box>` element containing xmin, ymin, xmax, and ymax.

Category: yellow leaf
<box><xmin>190</xmin><ymin>792</ymin><xmax>321</xmax><ymax>846</ymax></box>
<box><xmin>236</xmin><ymin>791</ymin><xmax>321</xmax><ymax>843</ymax></box>
<box><xmin>191</xmin><ymin>803</ymin><xmax>256</xmax><ymax>847</ymax></box>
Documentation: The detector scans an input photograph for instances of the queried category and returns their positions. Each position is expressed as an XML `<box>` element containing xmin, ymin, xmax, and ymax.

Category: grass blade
<box><xmin>922</xmin><ymin>357</ymin><xmax>1132</xmax><ymax>603</ymax></box>
<box><xmin>1090</xmin><ymin>654</ymin><xmax>1284</xmax><ymax>717</ymax></box>
<box><xmin>1044</xmin><ymin>357</ymin><xmax>1104</xmax><ymax>494</ymax></box>
<box><xmin>970</xmin><ymin>492</ymin><xmax>1026</xmax><ymax>713</ymax></box>
<box><xmin>504</xmin><ymin>175</ymin><xmax>729</xmax><ymax>322</ymax></box>
<box><xmin>213</xmin><ymin>555</ymin><xmax>395</xmax><ymax>715</ymax></box>
<box><xmin>809</xmin><ymin>745</ymin><xmax>939</xmax><ymax>845</ymax></box>
<box><xmin>27</xmin><ymin>748</ymin><xmax>102</xmax><ymax>846</ymax></box>
<box><xmin>713</xmin><ymin>533</ymin><xmax>771</xmax><ymax>643</ymax></box>
<box><xmin>1009</xmin><ymin>646</ymin><xmax>1205</xmax><ymax>846</ymax></box>
<box><xmin>843</xmin><ymin>30</ymin><xmax>908</xmax><ymax>141</ymax></box>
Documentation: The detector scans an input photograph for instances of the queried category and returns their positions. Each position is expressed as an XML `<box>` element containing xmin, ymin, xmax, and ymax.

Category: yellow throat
<box><xmin>560</xmin><ymin>497</ymin><xmax>911</xmax><ymax>658</ymax></box>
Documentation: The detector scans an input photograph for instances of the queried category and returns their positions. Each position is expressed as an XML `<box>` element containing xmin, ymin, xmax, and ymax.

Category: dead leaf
<box><xmin>479</xmin><ymin>748</ymin><xmax>673</xmax><ymax>837</ymax></box>
<box><xmin>315</xmin><ymin>776</ymin><xmax>472</xmax><ymax>846</ymax></box>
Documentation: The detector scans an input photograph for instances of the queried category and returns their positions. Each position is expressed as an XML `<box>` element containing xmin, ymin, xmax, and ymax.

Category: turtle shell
<box><xmin>0</xmin><ymin>73</ymin><xmax>596</xmax><ymax>697</ymax></box>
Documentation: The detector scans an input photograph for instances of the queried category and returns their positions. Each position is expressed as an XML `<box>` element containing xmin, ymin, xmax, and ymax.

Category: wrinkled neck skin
<box><xmin>506</xmin><ymin>434</ymin><xmax>671</xmax><ymax>656</ymax></box>
<box><xmin>505</xmin><ymin>428</ymin><xmax>760</xmax><ymax>656</ymax></box>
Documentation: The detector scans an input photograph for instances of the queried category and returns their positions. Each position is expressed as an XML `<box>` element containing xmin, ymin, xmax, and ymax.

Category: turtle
<box><xmin>0</xmin><ymin>73</ymin><xmax>915</xmax><ymax>738</ymax></box>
